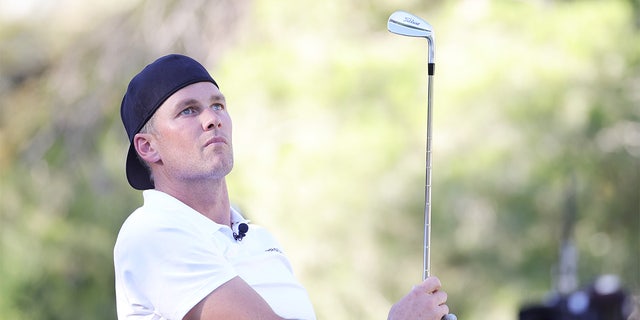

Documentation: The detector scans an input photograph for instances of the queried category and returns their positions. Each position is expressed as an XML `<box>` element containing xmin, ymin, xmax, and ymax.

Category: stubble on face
<box><xmin>148</xmin><ymin>82</ymin><xmax>234</xmax><ymax>186</ymax></box>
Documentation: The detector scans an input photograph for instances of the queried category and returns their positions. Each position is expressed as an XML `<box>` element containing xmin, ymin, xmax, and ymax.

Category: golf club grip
<box><xmin>442</xmin><ymin>313</ymin><xmax>457</xmax><ymax>320</ymax></box>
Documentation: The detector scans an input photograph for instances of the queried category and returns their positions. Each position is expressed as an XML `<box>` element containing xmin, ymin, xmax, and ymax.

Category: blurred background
<box><xmin>0</xmin><ymin>0</ymin><xmax>638</xmax><ymax>319</ymax></box>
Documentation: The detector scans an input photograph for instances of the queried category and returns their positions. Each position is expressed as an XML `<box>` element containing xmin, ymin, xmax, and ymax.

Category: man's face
<box><xmin>140</xmin><ymin>81</ymin><xmax>233</xmax><ymax>185</ymax></box>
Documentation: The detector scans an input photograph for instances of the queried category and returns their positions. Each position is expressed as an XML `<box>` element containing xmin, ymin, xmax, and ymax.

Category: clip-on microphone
<box><xmin>232</xmin><ymin>221</ymin><xmax>249</xmax><ymax>241</ymax></box>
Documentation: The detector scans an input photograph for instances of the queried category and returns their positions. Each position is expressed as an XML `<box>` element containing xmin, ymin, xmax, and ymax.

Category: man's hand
<box><xmin>387</xmin><ymin>276</ymin><xmax>449</xmax><ymax>320</ymax></box>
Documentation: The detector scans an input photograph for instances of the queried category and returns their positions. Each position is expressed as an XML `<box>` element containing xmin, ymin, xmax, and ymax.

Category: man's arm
<box><xmin>183</xmin><ymin>276</ymin><xmax>285</xmax><ymax>320</ymax></box>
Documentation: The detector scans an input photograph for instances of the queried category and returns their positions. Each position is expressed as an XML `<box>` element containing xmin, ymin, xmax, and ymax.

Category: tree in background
<box><xmin>0</xmin><ymin>0</ymin><xmax>637</xmax><ymax>319</ymax></box>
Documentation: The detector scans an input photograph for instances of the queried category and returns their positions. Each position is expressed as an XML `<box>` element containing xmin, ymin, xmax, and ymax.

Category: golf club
<box><xmin>388</xmin><ymin>10</ymin><xmax>457</xmax><ymax>320</ymax></box>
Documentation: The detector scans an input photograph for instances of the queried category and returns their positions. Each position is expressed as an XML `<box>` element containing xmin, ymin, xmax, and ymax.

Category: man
<box><xmin>114</xmin><ymin>54</ymin><xmax>450</xmax><ymax>320</ymax></box>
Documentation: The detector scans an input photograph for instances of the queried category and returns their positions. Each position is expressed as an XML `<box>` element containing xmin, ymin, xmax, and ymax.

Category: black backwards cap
<box><xmin>120</xmin><ymin>54</ymin><xmax>219</xmax><ymax>190</ymax></box>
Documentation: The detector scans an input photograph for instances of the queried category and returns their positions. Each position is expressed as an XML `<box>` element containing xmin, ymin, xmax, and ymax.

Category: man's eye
<box><xmin>180</xmin><ymin>107</ymin><xmax>196</xmax><ymax>115</ymax></box>
<box><xmin>212</xmin><ymin>103</ymin><xmax>225</xmax><ymax>111</ymax></box>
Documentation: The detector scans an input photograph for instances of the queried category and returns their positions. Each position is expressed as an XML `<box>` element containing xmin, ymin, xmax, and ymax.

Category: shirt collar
<box><xmin>230</xmin><ymin>206</ymin><xmax>250</xmax><ymax>225</ymax></box>
<box><xmin>142</xmin><ymin>189</ymin><xmax>250</xmax><ymax>228</ymax></box>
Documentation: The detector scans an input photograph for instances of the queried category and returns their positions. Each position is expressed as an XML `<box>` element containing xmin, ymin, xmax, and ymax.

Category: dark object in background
<box><xmin>519</xmin><ymin>274</ymin><xmax>633</xmax><ymax>320</ymax></box>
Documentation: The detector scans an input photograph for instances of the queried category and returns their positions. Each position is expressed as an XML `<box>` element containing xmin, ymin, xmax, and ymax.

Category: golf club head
<box><xmin>387</xmin><ymin>10</ymin><xmax>433</xmax><ymax>38</ymax></box>
<box><xmin>387</xmin><ymin>10</ymin><xmax>435</xmax><ymax>64</ymax></box>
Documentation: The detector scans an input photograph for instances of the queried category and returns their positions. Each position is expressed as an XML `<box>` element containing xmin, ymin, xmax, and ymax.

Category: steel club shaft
<box><xmin>388</xmin><ymin>10</ymin><xmax>456</xmax><ymax>320</ymax></box>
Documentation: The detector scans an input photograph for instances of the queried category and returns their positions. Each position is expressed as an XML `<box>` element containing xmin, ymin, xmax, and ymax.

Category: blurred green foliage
<box><xmin>0</xmin><ymin>0</ymin><xmax>638</xmax><ymax>319</ymax></box>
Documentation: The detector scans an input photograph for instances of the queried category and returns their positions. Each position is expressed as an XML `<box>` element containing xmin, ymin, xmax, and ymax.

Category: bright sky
<box><xmin>0</xmin><ymin>0</ymin><xmax>52</xmax><ymax>19</ymax></box>
<box><xmin>0</xmin><ymin>0</ymin><xmax>139</xmax><ymax>25</ymax></box>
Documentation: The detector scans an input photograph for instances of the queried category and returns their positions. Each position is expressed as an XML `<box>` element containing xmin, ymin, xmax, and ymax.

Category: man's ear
<box><xmin>133</xmin><ymin>133</ymin><xmax>160</xmax><ymax>164</ymax></box>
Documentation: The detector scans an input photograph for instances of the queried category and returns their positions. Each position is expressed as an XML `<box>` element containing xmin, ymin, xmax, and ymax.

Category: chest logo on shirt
<box><xmin>265</xmin><ymin>247</ymin><xmax>283</xmax><ymax>254</ymax></box>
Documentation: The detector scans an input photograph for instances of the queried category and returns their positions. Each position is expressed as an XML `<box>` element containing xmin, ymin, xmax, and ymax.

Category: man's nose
<box><xmin>202</xmin><ymin>109</ymin><xmax>222</xmax><ymax>130</ymax></box>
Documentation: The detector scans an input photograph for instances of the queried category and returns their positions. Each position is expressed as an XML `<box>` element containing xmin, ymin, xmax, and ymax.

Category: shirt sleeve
<box><xmin>114</xmin><ymin>211</ymin><xmax>237</xmax><ymax>320</ymax></box>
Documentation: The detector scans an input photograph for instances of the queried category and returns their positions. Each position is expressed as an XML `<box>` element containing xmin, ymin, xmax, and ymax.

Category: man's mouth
<box><xmin>204</xmin><ymin>136</ymin><xmax>228</xmax><ymax>147</ymax></box>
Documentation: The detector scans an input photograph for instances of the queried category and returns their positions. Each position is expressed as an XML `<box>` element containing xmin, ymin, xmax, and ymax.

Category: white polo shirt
<box><xmin>114</xmin><ymin>190</ymin><xmax>316</xmax><ymax>320</ymax></box>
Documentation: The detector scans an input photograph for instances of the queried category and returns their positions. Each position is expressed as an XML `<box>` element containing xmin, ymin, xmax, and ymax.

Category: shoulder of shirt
<box><xmin>116</xmin><ymin>191</ymin><xmax>222</xmax><ymax>241</ymax></box>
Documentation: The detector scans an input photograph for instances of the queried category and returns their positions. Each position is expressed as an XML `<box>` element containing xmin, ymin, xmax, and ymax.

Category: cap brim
<box><xmin>126</xmin><ymin>144</ymin><xmax>154</xmax><ymax>190</ymax></box>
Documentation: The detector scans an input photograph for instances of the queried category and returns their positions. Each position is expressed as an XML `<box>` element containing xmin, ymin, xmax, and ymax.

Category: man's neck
<box><xmin>155</xmin><ymin>179</ymin><xmax>231</xmax><ymax>226</ymax></box>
